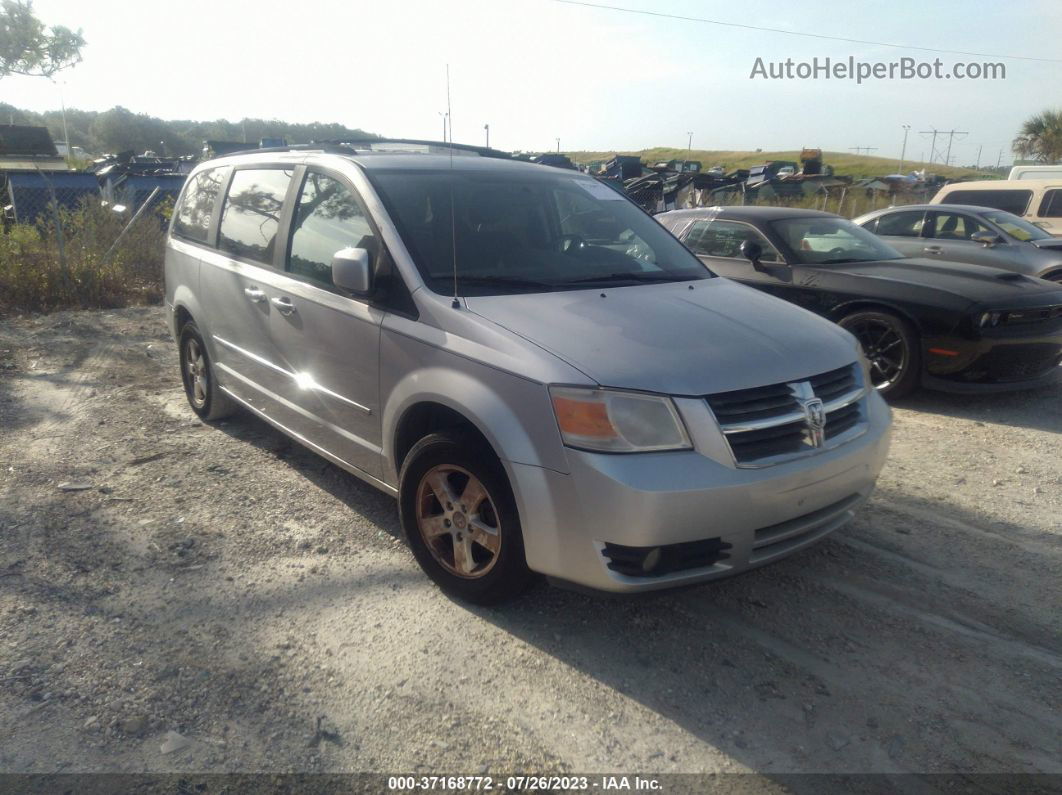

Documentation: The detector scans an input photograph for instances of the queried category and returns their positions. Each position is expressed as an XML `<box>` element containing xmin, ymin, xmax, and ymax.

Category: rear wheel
<box><xmin>399</xmin><ymin>431</ymin><xmax>533</xmax><ymax>604</ymax></box>
<box><xmin>178</xmin><ymin>321</ymin><xmax>236</xmax><ymax>421</ymax></box>
<box><xmin>839</xmin><ymin>310</ymin><xmax>921</xmax><ymax>399</ymax></box>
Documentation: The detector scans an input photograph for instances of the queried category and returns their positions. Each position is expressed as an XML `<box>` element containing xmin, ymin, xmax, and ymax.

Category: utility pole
<box><xmin>899</xmin><ymin>124</ymin><xmax>911</xmax><ymax>173</ymax></box>
<box><xmin>445</xmin><ymin>64</ymin><xmax>453</xmax><ymax>144</ymax></box>
<box><xmin>919</xmin><ymin>127</ymin><xmax>967</xmax><ymax>166</ymax></box>
<box><xmin>484</xmin><ymin>123</ymin><xmax>489</xmax><ymax>148</ymax></box>
<box><xmin>556</xmin><ymin>137</ymin><xmax>561</xmax><ymax>153</ymax></box>
<box><xmin>975</xmin><ymin>144</ymin><xmax>983</xmax><ymax>170</ymax></box>
<box><xmin>849</xmin><ymin>146</ymin><xmax>879</xmax><ymax>155</ymax></box>
<box><xmin>996</xmin><ymin>147</ymin><xmax>1003</xmax><ymax>169</ymax></box>
<box><xmin>687</xmin><ymin>131</ymin><xmax>693</xmax><ymax>157</ymax></box>
<box><xmin>438</xmin><ymin>112</ymin><xmax>448</xmax><ymax>142</ymax></box>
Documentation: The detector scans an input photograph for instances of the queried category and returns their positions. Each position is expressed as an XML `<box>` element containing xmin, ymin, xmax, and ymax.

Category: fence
<box><xmin>1</xmin><ymin>169</ymin><xmax>173</xmax><ymax>312</ymax></box>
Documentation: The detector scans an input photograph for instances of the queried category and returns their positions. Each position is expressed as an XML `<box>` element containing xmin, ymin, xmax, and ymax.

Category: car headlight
<box><xmin>979</xmin><ymin>311</ymin><xmax>1003</xmax><ymax>328</ymax></box>
<box><xmin>549</xmin><ymin>386</ymin><xmax>692</xmax><ymax>453</ymax></box>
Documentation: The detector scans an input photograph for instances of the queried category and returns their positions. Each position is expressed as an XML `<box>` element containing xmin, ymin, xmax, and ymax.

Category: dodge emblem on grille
<box><xmin>802</xmin><ymin>397</ymin><xmax>826</xmax><ymax>447</ymax></box>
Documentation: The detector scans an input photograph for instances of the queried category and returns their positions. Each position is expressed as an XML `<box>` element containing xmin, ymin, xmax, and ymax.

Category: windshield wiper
<box><xmin>557</xmin><ymin>272</ymin><xmax>695</xmax><ymax>286</ymax></box>
<box><xmin>450</xmin><ymin>275</ymin><xmax>557</xmax><ymax>290</ymax></box>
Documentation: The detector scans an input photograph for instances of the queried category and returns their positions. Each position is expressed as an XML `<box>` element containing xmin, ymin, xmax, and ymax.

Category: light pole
<box><xmin>484</xmin><ymin>123</ymin><xmax>489</xmax><ymax>148</ymax></box>
<box><xmin>438</xmin><ymin>112</ymin><xmax>448</xmax><ymax>142</ymax></box>
<box><xmin>556</xmin><ymin>137</ymin><xmax>561</xmax><ymax>153</ymax></box>
<box><xmin>898</xmin><ymin>124</ymin><xmax>910</xmax><ymax>174</ymax></box>
<box><xmin>687</xmin><ymin>131</ymin><xmax>693</xmax><ymax>168</ymax></box>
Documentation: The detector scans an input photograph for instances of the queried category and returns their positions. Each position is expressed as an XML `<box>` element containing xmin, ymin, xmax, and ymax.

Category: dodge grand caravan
<box><xmin>164</xmin><ymin>140</ymin><xmax>891</xmax><ymax>604</ymax></box>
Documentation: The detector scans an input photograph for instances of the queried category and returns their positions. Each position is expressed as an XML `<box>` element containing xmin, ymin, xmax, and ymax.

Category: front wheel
<box><xmin>839</xmin><ymin>310</ymin><xmax>921</xmax><ymax>399</ymax></box>
<box><xmin>398</xmin><ymin>431</ymin><xmax>533</xmax><ymax>604</ymax></box>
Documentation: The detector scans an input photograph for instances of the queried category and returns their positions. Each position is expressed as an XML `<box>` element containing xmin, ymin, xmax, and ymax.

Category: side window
<box><xmin>172</xmin><ymin>167</ymin><xmax>225</xmax><ymax>244</ymax></box>
<box><xmin>875</xmin><ymin>210</ymin><xmax>926</xmax><ymax>237</ymax></box>
<box><xmin>1037</xmin><ymin>189</ymin><xmax>1062</xmax><ymax>218</ymax></box>
<box><xmin>218</xmin><ymin>168</ymin><xmax>293</xmax><ymax>265</ymax></box>
<box><xmin>942</xmin><ymin>190</ymin><xmax>1032</xmax><ymax>216</ymax></box>
<box><xmin>930</xmin><ymin>212</ymin><xmax>989</xmax><ymax>241</ymax></box>
<box><xmin>685</xmin><ymin>220</ymin><xmax>779</xmax><ymax>262</ymax></box>
<box><xmin>288</xmin><ymin>172</ymin><xmax>376</xmax><ymax>287</ymax></box>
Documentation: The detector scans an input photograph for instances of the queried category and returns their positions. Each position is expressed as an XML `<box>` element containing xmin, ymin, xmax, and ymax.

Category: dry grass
<box><xmin>0</xmin><ymin>199</ymin><xmax>168</xmax><ymax>314</ymax></box>
<box><xmin>570</xmin><ymin>147</ymin><xmax>998</xmax><ymax>181</ymax></box>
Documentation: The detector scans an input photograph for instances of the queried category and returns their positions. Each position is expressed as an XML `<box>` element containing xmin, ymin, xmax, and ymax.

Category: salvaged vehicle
<box><xmin>658</xmin><ymin>207</ymin><xmax>1062</xmax><ymax>398</ymax></box>
<box><xmin>855</xmin><ymin>204</ymin><xmax>1062</xmax><ymax>282</ymax></box>
<box><xmin>165</xmin><ymin>140</ymin><xmax>891</xmax><ymax>604</ymax></box>
<box><xmin>930</xmin><ymin>179</ymin><xmax>1062</xmax><ymax>237</ymax></box>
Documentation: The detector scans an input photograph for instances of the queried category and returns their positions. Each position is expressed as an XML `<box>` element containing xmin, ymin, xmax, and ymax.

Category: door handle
<box><xmin>244</xmin><ymin>286</ymin><xmax>266</xmax><ymax>303</ymax></box>
<box><xmin>923</xmin><ymin>246</ymin><xmax>942</xmax><ymax>254</ymax></box>
<box><xmin>271</xmin><ymin>296</ymin><xmax>296</xmax><ymax>315</ymax></box>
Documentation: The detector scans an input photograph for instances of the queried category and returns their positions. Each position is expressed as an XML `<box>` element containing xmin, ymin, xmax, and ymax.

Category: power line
<box><xmin>850</xmin><ymin>146</ymin><xmax>878</xmax><ymax>155</ymax></box>
<box><xmin>552</xmin><ymin>0</ymin><xmax>1062</xmax><ymax>64</ymax></box>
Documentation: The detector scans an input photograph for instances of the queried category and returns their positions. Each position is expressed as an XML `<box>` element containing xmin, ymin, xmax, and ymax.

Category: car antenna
<box><xmin>447</xmin><ymin>64</ymin><xmax>460</xmax><ymax>310</ymax></box>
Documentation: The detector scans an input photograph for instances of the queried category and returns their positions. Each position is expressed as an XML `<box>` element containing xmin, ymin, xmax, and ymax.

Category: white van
<box><xmin>1008</xmin><ymin>165</ymin><xmax>1062</xmax><ymax>181</ymax></box>
<box><xmin>930</xmin><ymin>179</ymin><xmax>1062</xmax><ymax>236</ymax></box>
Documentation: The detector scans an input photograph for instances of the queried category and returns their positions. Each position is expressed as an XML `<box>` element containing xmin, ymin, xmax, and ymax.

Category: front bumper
<box><xmin>923</xmin><ymin>328</ymin><xmax>1062</xmax><ymax>392</ymax></box>
<box><xmin>511</xmin><ymin>392</ymin><xmax>891</xmax><ymax>593</ymax></box>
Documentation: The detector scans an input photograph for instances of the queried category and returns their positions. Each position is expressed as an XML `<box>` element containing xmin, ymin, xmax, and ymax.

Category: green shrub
<box><xmin>0</xmin><ymin>198</ymin><xmax>167</xmax><ymax>313</ymax></box>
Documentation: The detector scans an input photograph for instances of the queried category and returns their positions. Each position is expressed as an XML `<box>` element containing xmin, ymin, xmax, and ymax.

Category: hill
<box><xmin>567</xmin><ymin>147</ymin><xmax>1002</xmax><ymax>180</ymax></box>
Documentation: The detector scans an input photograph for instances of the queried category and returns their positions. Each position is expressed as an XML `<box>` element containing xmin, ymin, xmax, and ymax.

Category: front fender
<box><xmin>382</xmin><ymin>364</ymin><xmax>570</xmax><ymax>487</ymax></box>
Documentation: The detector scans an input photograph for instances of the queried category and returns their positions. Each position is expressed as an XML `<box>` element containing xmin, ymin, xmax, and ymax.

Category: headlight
<box><xmin>978</xmin><ymin>311</ymin><xmax>1003</xmax><ymax>328</ymax></box>
<box><xmin>549</xmin><ymin>386</ymin><xmax>692</xmax><ymax>453</ymax></box>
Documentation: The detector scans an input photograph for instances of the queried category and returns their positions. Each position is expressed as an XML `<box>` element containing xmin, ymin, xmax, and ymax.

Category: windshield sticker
<box><xmin>572</xmin><ymin>178</ymin><xmax>625</xmax><ymax>200</ymax></box>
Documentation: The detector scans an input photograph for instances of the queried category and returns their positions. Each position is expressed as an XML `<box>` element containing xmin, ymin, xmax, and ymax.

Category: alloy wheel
<box><xmin>416</xmin><ymin>465</ymin><xmax>501</xmax><ymax>579</ymax></box>
<box><xmin>849</xmin><ymin>318</ymin><xmax>907</xmax><ymax>390</ymax></box>
<box><xmin>184</xmin><ymin>337</ymin><xmax>208</xmax><ymax>408</ymax></box>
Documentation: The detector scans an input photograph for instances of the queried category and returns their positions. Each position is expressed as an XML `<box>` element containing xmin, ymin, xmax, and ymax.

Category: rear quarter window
<box><xmin>1037</xmin><ymin>189</ymin><xmax>1062</xmax><ymax>218</ymax></box>
<box><xmin>941</xmin><ymin>189</ymin><xmax>1032</xmax><ymax>216</ymax></box>
<box><xmin>172</xmin><ymin>167</ymin><xmax>227</xmax><ymax>243</ymax></box>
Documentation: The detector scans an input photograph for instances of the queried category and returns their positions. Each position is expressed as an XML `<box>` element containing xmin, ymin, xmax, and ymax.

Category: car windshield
<box><xmin>770</xmin><ymin>217</ymin><xmax>905</xmax><ymax>264</ymax></box>
<box><xmin>980</xmin><ymin>209</ymin><xmax>1053</xmax><ymax>242</ymax></box>
<box><xmin>367</xmin><ymin>168</ymin><xmax>712</xmax><ymax>295</ymax></box>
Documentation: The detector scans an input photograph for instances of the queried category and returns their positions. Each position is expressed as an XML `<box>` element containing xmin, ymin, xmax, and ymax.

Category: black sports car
<box><xmin>656</xmin><ymin>206</ymin><xmax>1062</xmax><ymax>398</ymax></box>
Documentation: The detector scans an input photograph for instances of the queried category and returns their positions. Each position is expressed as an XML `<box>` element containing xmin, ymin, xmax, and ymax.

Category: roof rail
<box><xmin>321</xmin><ymin>138</ymin><xmax>512</xmax><ymax>159</ymax></box>
<box><xmin>208</xmin><ymin>138</ymin><xmax>512</xmax><ymax>160</ymax></box>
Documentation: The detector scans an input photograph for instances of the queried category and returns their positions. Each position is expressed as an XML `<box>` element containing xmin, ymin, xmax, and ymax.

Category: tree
<box><xmin>0</xmin><ymin>0</ymin><xmax>83</xmax><ymax>79</ymax></box>
<box><xmin>1013</xmin><ymin>109</ymin><xmax>1062</xmax><ymax>164</ymax></box>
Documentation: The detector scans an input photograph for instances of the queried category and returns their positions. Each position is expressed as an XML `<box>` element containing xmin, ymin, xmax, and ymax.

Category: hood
<box><xmin>836</xmin><ymin>258</ymin><xmax>1062</xmax><ymax>305</ymax></box>
<box><xmin>464</xmin><ymin>278</ymin><xmax>858</xmax><ymax>395</ymax></box>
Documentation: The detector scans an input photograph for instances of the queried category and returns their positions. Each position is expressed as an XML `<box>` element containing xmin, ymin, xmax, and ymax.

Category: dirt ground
<box><xmin>0</xmin><ymin>307</ymin><xmax>1059</xmax><ymax>789</ymax></box>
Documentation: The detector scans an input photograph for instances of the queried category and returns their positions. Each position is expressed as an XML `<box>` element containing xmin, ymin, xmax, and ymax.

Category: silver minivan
<box><xmin>164</xmin><ymin>140</ymin><xmax>891</xmax><ymax>603</ymax></box>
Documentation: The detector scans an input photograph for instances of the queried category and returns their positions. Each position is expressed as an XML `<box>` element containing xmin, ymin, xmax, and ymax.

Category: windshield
<box><xmin>980</xmin><ymin>209</ymin><xmax>1053</xmax><ymax>242</ymax></box>
<box><xmin>770</xmin><ymin>217</ymin><xmax>905</xmax><ymax>264</ymax></box>
<box><xmin>368</xmin><ymin>169</ymin><xmax>712</xmax><ymax>295</ymax></box>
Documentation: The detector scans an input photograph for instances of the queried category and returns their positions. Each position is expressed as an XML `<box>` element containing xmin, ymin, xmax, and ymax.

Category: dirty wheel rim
<box><xmin>184</xmin><ymin>338</ymin><xmax>207</xmax><ymax>408</ymax></box>
<box><xmin>416</xmin><ymin>465</ymin><xmax>501</xmax><ymax>579</ymax></box>
<box><xmin>849</xmin><ymin>318</ymin><xmax>907</xmax><ymax>390</ymax></box>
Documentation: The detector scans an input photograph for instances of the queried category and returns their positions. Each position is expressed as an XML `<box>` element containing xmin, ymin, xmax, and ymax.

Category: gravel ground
<box><xmin>0</xmin><ymin>306</ymin><xmax>1059</xmax><ymax>788</ymax></box>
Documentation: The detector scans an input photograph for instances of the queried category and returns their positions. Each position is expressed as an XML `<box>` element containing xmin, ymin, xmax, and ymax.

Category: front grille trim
<box><xmin>706</xmin><ymin>364</ymin><xmax>869</xmax><ymax>469</ymax></box>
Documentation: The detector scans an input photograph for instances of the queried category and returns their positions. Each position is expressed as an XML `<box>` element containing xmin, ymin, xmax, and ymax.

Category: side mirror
<box><xmin>971</xmin><ymin>231</ymin><xmax>1002</xmax><ymax>247</ymax></box>
<box><xmin>332</xmin><ymin>247</ymin><xmax>372</xmax><ymax>295</ymax></box>
<box><xmin>740</xmin><ymin>239</ymin><xmax>763</xmax><ymax>263</ymax></box>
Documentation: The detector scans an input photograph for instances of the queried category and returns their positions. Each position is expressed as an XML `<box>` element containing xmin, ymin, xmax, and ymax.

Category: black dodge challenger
<box><xmin>656</xmin><ymin>206</ymin><xmax>1062</xmax><ymax>398</ymax></box>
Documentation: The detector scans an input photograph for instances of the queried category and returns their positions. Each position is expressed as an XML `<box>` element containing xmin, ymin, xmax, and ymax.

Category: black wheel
<box><xmin>178</xmin><ymin>321</ymin><xmax>236</xmax><ymax>421</ymax></box>
<box><xmin>839</xmin><ymin>310</ymin><xmax>921</xmax><ymax>399</ymax></box>
<box><xmin>398</xmin><ymin>431</ymin><xmax>533</xmax><ymax>604</ymax></box>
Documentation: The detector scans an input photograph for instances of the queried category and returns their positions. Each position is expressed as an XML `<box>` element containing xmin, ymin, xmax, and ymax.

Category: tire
<box><xmin>838</xmin><ymin>310</ymin><xmax>921</xmax><ymax>399</ymax></box>
<box><xmin>398</xmin><ymin>431</ymin><xmax>533</xmax><ymax>604</ymax></box>
<box><xmin>178</xmin><ymin>321</ymin><xmax>236</xmax><ymax>421</ymax></box>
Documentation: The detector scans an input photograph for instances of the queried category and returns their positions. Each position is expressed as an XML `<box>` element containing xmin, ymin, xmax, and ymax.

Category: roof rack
<box><xmin>210</xmin><ymin>138</ymin><xmax>512</xmax><ymax>160</ymax></box>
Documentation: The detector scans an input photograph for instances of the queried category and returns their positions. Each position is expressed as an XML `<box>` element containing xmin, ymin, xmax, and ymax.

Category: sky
<box><xmin>4</xmin><ymin>0</ymin><xmax>1061</xmax><ymax>166</ymax></box>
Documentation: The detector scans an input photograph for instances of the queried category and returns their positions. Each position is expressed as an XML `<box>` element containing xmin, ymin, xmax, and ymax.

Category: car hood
<box><xmin>463</xmin><ymin>278</ymin><xmax>858</xmax><ymax>395</ymax></box>
<box><xmin>835</xmin><ymin>258</ymin><xmax>1062</xmax><ymax>305</ymax></box>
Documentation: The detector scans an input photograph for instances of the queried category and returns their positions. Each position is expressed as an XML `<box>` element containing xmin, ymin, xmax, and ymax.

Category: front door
<box><xmin>264</xmin><ymin>168</ymin><xmax>385</xmax><ymax>479</ymax></box>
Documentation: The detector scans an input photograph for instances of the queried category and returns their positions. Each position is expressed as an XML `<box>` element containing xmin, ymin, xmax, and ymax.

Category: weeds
<box><xmin>0</xmin><ymin>198</ymin><xmax>169</xmax><ymax>314</ymax></box>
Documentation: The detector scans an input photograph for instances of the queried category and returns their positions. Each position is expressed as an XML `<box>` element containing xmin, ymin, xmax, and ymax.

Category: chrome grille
<box><xmin>706</xmin><ymin>364</ymin><xmax>868</xmax><ymax>468</ymax></box>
